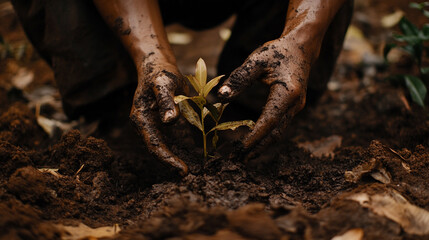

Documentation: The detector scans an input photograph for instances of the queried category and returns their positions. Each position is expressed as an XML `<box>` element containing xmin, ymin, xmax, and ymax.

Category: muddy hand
<box><xmin>217</xmin><ymin>0</ymin><xmax>351</xmax><ymax>159</ymax></box>
<box><xmin>93</xmin><ymin>0</ymin><xmax>190</xmax><ymax>175</ymax></box>
<box><xmin>130</xmin><ymin>62</ymin><xmax>188</xmax><ymax>175</ymax></box>
<box><xmin>219</xmin><ymin>38</ymin><xmax>310</xmax><ymax>158</ymax></box>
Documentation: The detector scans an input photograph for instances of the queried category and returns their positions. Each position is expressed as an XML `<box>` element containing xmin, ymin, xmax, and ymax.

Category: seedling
<box><xmin>384</xmin><ymin>2</ymin><xmax>429</xmax><ymax>107</ymax></box>
<box><xmin>174</xmin><ymin>58</ymin><xmax>255</xmax><ymax>159</ymax></box>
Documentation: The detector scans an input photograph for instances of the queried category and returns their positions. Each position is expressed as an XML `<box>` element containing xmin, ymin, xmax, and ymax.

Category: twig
<box><xmin>388</xmin><ymin>147</ymin><xmax>407</xmax><ymax>162</ymax></box>
<box><xmin>74</xmin><ymin>164</ymin><xmax>85</xmax><ymax>177</ymax></box>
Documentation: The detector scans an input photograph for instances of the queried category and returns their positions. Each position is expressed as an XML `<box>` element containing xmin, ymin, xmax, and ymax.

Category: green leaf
<box><xmin>178</xmin><ymin>100</ymin><xmax>203</xmax><ymax>130</ymax></box>
<box><xmin>202</xmin><ymin>107</ymin><xmax>210</xmax><ymax>120</ymax></box>
<box><xmin>195</xmin><ymin>58</ymin><xmax>207</xmax><ymax>93</ymax></box>
<box><xmin>422</xmin><ymin>24</ymin><xmax>429</xmax><ymax>36</ymax></box>
<box><xmin>190</xmin><ymin>95</ymin><xmax>206</xmax><ymax>109</ymax></box>
<box><xmin>174</xmin><ymin>95</ymin><xmax>192</xmax><ymax>104</ymax></box>
<box><xmin>203</xmin><ymin>75</ymin><xmax>224</xmax><ymax>97</ymax></box>
<box><xmin>399</xmin><ymin>17</ymin><xmax>419</xmax><ymax>36</ymax></box>
<box><xmin>208</xmin><ymin>120</ymin><xmax>255</xmax><ymax>133</ymax></box>
<box><xmin>175</xmin><ymin>95</ymin><xmax>206</xmax><ymax>110</ymax></box>
<box><xmin>383</xmin><ymin>43</ymin><xmax>397</xmax><ymax>60</ymax></box>
<box><xmin>216</xmin><ymin>103</ymin><xmax>229</xmax><ymax>122</ymax></box>
<box><xmin>212</xmin><ymin>133</ymin><xmax>219</xmax><ymax>149</ymax></box>
<box><xmin>393</xmin><ymin>34</ymin><xmax>423</xmax><ymax>44</ymax></box>
<box><xmin>404</xmin><ymin>75</ymin><xmax>427</xmax><ymax>107</ymax></box>
<box><xmin>186</xmin><ymin>75</ymin><xmax>201</xmax><ymax>93</ymax></box>
<box><xmin>410</xmin><ymin>2</ymin><xmax>424</xmax><ymax>10</ymax></box>
<box><xmin>204</xmin><ymin>103</ymin><xmax>227</xmax><ymax>121</ymax></box>
<box><xmin>421</xmin><ymin>67</ymin><xmax>429</xmax><ymax>74</ymax></box>
<box><xmin>400</xmin><ymin>44</ymin><xmax>423</xmax><ymax>64</ymax></box>
<box><xmin>205</xmin><ymin>103</ymin><xmax>220</xmax><ymax>121</ymax></box>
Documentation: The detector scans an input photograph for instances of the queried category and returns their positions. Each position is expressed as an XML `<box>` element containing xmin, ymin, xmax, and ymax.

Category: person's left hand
<box><xmin>218</xmin><ymin>36</ymin><xmax>312</xmax><ymax>159</ymax></box>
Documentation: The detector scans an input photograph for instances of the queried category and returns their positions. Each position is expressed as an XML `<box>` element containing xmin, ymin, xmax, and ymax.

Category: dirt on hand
<box><xmin>1</xmin><ymin>0</ymin><xmax>429</xmax><ymax>239</ymax></box>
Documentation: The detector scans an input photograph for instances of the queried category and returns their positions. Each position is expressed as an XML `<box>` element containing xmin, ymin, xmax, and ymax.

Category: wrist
<box><xmin>279</xmin><ymin>31</ymin><xmax>323</xmax><ymax>63</ymax></box>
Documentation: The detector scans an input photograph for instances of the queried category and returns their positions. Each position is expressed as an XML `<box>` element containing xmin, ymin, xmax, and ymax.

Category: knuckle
<box><xmin>297</xmin><ymin>95</ymin><xmax>306</xmax><ymax>111</ymax></box>
<box><xmin>129</xmin><ymin>109</ymin><xmax>139</xmax><ymax>122</ymax></box>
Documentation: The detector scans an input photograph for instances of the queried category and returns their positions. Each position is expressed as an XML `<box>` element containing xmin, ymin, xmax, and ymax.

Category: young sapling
<box><xmin>384</xmin><ymin>2</ymin><xmax>429</xmax><ymax>107</ymax></box>
<box><xmin>174</xmin><ymin>58</ymin><xmax>255</xmax><ymax>159</ymax></box>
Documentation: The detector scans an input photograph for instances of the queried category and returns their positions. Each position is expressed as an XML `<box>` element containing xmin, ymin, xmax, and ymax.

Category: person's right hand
<box><xmin>130</xmin><ymin>60</ymin><xmax>189</xmax><ymax>175</ymax></box>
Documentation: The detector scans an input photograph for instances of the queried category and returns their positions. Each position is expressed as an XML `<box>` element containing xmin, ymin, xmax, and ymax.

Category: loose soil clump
<box><xmin>1</xmin><ymin>0</ymin><xmax>429</xmax><ymax>239</ymax></box>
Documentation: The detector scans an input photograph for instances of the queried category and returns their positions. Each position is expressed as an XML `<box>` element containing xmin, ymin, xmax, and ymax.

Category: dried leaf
<box><xmin>35</xmin><ymin>104</ymin><xmax>76</xmax><ymax>137</ymax></box>
<box><xmin>203</xmin><ymin>75</ymin><xmax>224</xmax><ymax>97</ymax></box>
<box><xmin>344</xmin><ymin>158</ymin><xmax>378</xmax><ymax>183</ymax></box>
<box><xmin>381</xmin><ymin>10</ymin><xmax>404</xmax><ymax>28</ymax></box>
<box><xmin>178</xmin><ymin>100</ymin><xmax>202</xmax><ymax>131</ymax></box>
<box><xmin>342</xmin><ymin>25</ymin><xmax>376</xmax><ymax>65</ymax></box>
<box><xmin>208</xmin><ymin>120</ymin><xmax>255</xmax><ymax>133</ymax></box>
<box><xmin>58</xmin><ymin>223</ymin><xmax>120</xmax><ymax>240</ymax></box>
<box><xmin>11</xmin><ymin>68</ymin><xmax>33</xmax><ymax>89</ymax></box>
<box><xmin>195</xmin><ymin>58</ymin><xmax>207</xmax><ymax>92</ymax></box>
<box><xmin>297</xmin><ymin>135</ymin><xmax>342</xmax><ymax>158</ymax></box>
<box><xmin>348</xmin><ymin>189</ymin><xmax>429</xmax><ymax>235</ymax></box>
<box><xmin>331</xmin><ymin>228</ymin><xmax>364</xmax><ymax>240</ymax></box>
<box><xmin>38</xmin><ymin>168</ymin><xmax>61</xmax><ymax>178</ymax></box>
<box><xmin>344</xmin><ymin>158</ymin><xmax>391</xmax><ymax>184</ymax></box>
<box><xmin>370</xmin><ymin>168</ymin><xmax>391</xmax><ymax>184</ymax></box>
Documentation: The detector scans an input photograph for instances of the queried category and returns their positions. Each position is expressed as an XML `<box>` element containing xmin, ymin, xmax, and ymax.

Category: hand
<box><xmin>218</xmin><ymin>37</ymin><xmax>311</xmax><ymax>159</ymax></box>
<box><xmin>130</xmin><ymin>61</ymin><xmax>189</xmax><ymax>175</ymax></box>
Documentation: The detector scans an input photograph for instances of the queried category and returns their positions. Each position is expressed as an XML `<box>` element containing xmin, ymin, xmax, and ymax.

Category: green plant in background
<box><xmin>174</xmin><ymin>58</ymin><xmax>255</xmax><ymax>159</ymax></box>
<box><xmin>384</xmin><ymin>2</ymin><xmax>429</xmax><ymax>107</ymax></box>
<box><xmin>0</xmin><ymin>34</ymin><xmax>29</xmax><ymax>61</ymax></box>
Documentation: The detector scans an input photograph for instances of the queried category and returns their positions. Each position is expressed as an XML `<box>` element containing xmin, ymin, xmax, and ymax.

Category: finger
<box><xmin>244</xmin><ymin>107</ymin><xmax>295</xmax><ymax>162</ymax></box>
<box><xmin>242</xmin><ymin>82</ymin><xmax>300</xmax><ymax>150</ymax></box>
<box><xmin>130</xmin><ymin>89</ymin><xmax>188</xmax><ymax>175</ymax></box>
<box><xmin>218</xmin><ymin>57</ymin><xmax>264</xmax><ymax>100</ymax></box>
<box><xmin>152</xmin><ymin>74</ymin><xmax>180</xmax><ymax>123</ymax></box>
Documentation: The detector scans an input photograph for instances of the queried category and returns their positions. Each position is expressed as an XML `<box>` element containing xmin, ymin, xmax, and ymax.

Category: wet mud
<box><xmin>1</xmin><ymin>0</ymin><xmax>429</xmax><ymax>239</ymax></box>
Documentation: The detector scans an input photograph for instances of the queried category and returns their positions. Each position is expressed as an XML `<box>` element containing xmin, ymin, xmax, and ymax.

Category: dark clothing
<box><xmin>12</xmin><ymin>0</ymin><xmax>352</xmax><ymax>119</ymax></box>
<box><xmin>11</xmin><ymin>0</ymin><xmax>289</xmax><ymax>118</ymax></box>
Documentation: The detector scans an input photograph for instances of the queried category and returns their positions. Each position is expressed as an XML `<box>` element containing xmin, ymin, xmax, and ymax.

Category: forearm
<box><xmin>93</xmin><ymin>0</ymin><xmax>176</xmax><ymax>66</ymax></box>
<box><xmin>282</xmin><ymin>0</ymin><xmax>348</xmax><ymax>61</ymax></box>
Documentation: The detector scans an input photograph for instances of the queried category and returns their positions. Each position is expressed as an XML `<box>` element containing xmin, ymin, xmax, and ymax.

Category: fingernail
<box><xmin>163</xmin><ymin>110</ymin><xmax>175</xmax><ymax>122</ymax></box>
<box><xmin>219</xmin><ymin>86</ymin><xmax>231</xmax><ymax>96</ymax></box>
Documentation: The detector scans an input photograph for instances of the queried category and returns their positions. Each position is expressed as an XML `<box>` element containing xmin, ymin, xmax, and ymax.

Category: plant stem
<box><xmin>201</xmin><ymin>109</ymin><xmax>207</xmax><ymax>159</ymax></box>
<box><xmin>203</xmin><ymin>132</ymin><xmax>207</xmax><ymax>159</ymax></box>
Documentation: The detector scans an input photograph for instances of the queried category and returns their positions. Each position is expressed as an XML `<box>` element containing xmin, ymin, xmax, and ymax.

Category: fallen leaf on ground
<box><xmin>11</xmin><ymin>68</ymin><xmax>33</xmax><ymax>89</ymax></box>
<box><xmin>185</xmin><ymin>230</ymin><xmax>248</xmax><ymax>240</ymax></box>
<box><xmin>348</xmin><ymin>189</ymin><xmax>429</xmax><ymax>235</ymax></box>
<box><xmin>297</xmin><ymin>135</ymin><xmax>342</xmax><ymax>158</ymax></box>
<box><xmin>344</xmin><ymin>158</ymin><xmax>391</xmax><ymax>184</ymax></box>
<box><xmin>341</xmin><ymin>25</ymin><xmax>377</xmax><ymax>65</ymax></box>
<box><xmin>57</xmin><ymin>223</ymin><xmax>120</xmax><ymax>240</ymax></box>
<box><xmin>381</xmin><ymin>10</ymin><xmax>404</xmax><ymax>28</ymax></box>
<box><xmin>35</xmin><ymin>103</ymin><xmax>77</xmax><ymax>137</ymax></box>
<box><xmin>331</xmin><ymin>228</ymin><xmax>364</xmax><ymax>240</ymax></box>
<box><xmin>38</xmin><ymin>168</ymin><xmax>62</xmax><ymax>178</ymax></box>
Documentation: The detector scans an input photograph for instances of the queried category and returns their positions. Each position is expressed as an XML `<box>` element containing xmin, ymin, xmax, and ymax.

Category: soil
<box><xmin>1</xmin><ymin>0</ymin><xmax>429</xmax><ymax>239</ymax></box>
